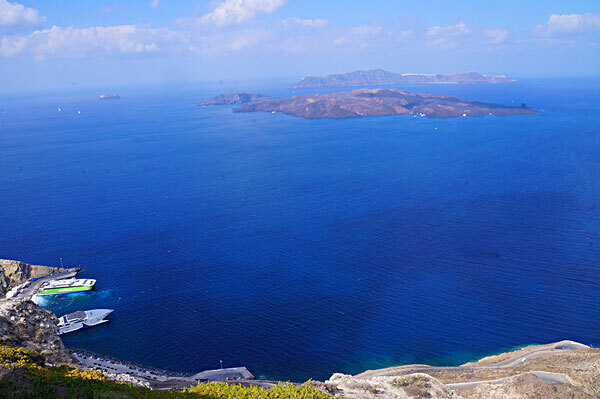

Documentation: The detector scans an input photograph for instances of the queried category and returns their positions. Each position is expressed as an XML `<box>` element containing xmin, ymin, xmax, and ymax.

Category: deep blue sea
<box><xmin>0</xmin><ymin>79</ymin><xmax>598</xmax><ymax>382</ymax></box>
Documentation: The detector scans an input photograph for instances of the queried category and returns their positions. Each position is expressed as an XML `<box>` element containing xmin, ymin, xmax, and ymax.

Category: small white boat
<box><xmin>57</xmin><ymin>309</ymin><xmax>114</xmax><ymax>335</ymax></box>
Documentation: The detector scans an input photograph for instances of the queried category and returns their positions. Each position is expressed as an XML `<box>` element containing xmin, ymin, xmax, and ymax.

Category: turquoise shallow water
<box><xmin>1</xmin><ymin>78</ymin><xmax>599</xmax><ymax>381</ymax></box>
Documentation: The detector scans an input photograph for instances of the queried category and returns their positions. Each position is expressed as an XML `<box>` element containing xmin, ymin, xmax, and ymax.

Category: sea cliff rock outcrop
<box><xmin>0</xmin><ymin>298</ymin><xmax>73</xmax><ymax>364</ymax></box>
<box><xmin>0</xmin><ymin>259</ymin><xmax>62</xmax><ymax>297</ymax></box>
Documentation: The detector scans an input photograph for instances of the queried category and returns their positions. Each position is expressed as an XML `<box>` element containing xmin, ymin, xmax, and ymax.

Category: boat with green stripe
<box><xmin>36</xmin><ymin>278</ymin><xmax>96</xmax><ymax>296</ymax></box>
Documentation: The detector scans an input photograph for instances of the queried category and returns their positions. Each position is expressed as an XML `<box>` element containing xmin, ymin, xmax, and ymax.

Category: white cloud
<box><xmin>150</xmin><ymin>0</ymin><xmax>160</xmax><ymax>8</ymax></box>
<box><xmin>333</xmin><ymin>25</ymin><xmax>381</xmax><ymax>46</ymax></box>
<box><xmin>196</xmin><ymin>0</ymin><xmax>287</xmax><ymax>26</ymax></box>
<box><xmin>349</xmin><ymin>25</ymin><xmax>381</xmax><ymax>36</ymax></box>
<box><xmin>281</xmin><ymin>17</ymin><xmax>328</xmax><ymax>29</ymax></box>
<box><xmin>0</xmin><ymin>13</ymin><xmax>514</xmax><ymax>61</ymax></box>
<box><xmin>426</xmin><ymin>21</ymin><xmax>470</xmax><ymax>48</ymax></box>
<box><xmin>330</xmin><ymin>25</ymin><xmax>410</xmax><ymax>52</ymax></box>
<box><xmin>0</xmin><ymin>23</ymin><xmax>282</xmax><ymax>58</ymax></box>
<box><xmin>485</xmin><ymin>28</ymin><xmax>508</xmax><ymax>44</ymax></box>
<box><xmin>0</xmin><ymin>25</ymin><xmax>182</xmax><ymax>58</ymax></box>
<box><xmin>537</xmin><ymin>13</ymin><xmax>600</xmax><ymax>35</ymax></box>
<box><xmin>0</xmin><ymin>0</ymin><xmax>45</xmax><ymax>31</ymax></box>
<box><xmin>427</xmin><ymin>21</ymin><xmax>470</xmax><ymax>37</ymax></box>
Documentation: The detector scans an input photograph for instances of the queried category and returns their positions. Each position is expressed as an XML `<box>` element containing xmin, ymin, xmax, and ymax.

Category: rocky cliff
<box><xmin>0</xmin><ymin>259</ymin><xmax>63</xmax><ymax>297</ymax></box>
<box><xmin>0</xmin><ymin>298</ymin><xmax>74</xmax><ymax>364</ymax></box>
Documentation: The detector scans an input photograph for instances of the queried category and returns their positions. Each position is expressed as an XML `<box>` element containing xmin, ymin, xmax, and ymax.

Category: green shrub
<box><xmin>186</xmin><ymin>381</ymin><xmax>336</xmax><ymax>398</ymax></box>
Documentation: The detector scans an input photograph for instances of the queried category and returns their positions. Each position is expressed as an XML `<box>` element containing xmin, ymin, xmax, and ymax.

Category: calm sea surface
<box><xmin>0</xmin><ymin>79</ymin><xmax>598</xmax><ymax>381</ymax></box>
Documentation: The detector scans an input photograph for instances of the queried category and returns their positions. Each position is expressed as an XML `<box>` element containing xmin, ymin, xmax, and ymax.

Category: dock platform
<box><xmin>192</xmin><ymin>367</ymin><xmax>254</xmax><ymax>381</ymax></box>
<box><xmin>10</xmin><ymin>268</ymin><xmax>80</xmax><ymax>299</ymax></box>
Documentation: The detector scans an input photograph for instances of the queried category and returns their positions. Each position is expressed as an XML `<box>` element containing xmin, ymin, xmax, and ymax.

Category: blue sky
<box><xmin>1</xmin><ymin>0</ymin><xmax>599</xmax><ymax>91</ymax></box>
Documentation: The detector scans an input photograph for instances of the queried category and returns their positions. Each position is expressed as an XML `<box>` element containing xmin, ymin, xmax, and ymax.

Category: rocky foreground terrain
<box><xmin>231</xmin><ymin>88</ymin><xmax>536</xmax><ymax>119</ymax></box>
<box><xmin>290</xmin><ymin>70</ymin><xmax>514</xmax><ymax>89</ymax></box>
<box><xmin>322</xmin><ymin>341</ymin><xmax>600</xmax><ymax>399</ymax></box>
<box><xmin>0</xmin><ymin>298</ymin><xmax>74</xmax><ymax>364</ymax></box>
<box><xmin>0</xmin><ymin>258</ymin><xmax>63</xmax><ymax>297</ymax></box>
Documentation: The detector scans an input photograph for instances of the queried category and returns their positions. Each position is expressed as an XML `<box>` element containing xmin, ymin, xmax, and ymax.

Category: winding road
<box><xmin>359</xmin><ymin>340</ymin><xmax>589</xmax><ymax>390</ymax></box>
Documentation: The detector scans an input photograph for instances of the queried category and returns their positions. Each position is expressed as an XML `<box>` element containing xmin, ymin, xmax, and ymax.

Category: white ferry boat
<box><xmin>36</xmin><ymin>278</ymin><xmax>96</xmax><ymax>296</ymax></box>
<box><xmin>57</xmin><ymin>309</ymin><xmax>114</xmax><ymax>335</ymax></box>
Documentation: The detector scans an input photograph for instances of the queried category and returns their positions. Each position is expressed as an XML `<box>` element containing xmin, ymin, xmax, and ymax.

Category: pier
<box><xmin>192</xmin><ymin>367</ymin><xmax>254</xmax><ymax>382</ymax></box>
<box><xmin>8</xmin><ymin>268</ymin><xmax>80</xmax><ymax>300</ymax></box>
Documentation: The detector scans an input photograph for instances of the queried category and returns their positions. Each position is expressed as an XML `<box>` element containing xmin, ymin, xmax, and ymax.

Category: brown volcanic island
<box><xmin>222</xmin><ymin>89</ymin><xmax>536</xmax><ymax>119</ymax></box>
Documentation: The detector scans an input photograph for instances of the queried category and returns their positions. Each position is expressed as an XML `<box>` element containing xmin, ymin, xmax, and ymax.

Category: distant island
<box><xmin>197</xmin><ymin>93</ymin><xmax>276</xmax><ymax>106</ymax></box>
<box><xmin>290</xmin><ymin>69</ymin><xmax>514</xmax><ymax>89</ymax></box>
<box><xmin>198</xmin><ymin>88</ymin><xmax>536</xmax><ymax>119</ymax></box>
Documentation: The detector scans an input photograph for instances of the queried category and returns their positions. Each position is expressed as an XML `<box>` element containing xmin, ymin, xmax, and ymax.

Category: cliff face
<box><xmin>0</xmin><ymin>259</ymin><xmax>62</xmax><ymax>297</ymax></box>
<box><xmin>0</xmin><ymin>298</ymin><xmax>73</xmax><ymax>364</ymax></box>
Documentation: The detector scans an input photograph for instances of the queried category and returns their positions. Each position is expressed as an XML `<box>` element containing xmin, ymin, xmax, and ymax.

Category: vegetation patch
<box><xmin>186</xmin><ymin>381</ymin><xmax>337</xmax><ymax>398</ymax></box>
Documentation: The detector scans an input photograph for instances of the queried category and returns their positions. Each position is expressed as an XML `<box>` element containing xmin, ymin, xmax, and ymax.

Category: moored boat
<box><xmin>35</xmin><ymin>278</ymin><xmax>96</xmax><ymax>296</ymax></box>
<box><xmin>57</xmin><ymin>309</ymin><xmax>114</xmax><ymax>335</ymax></box>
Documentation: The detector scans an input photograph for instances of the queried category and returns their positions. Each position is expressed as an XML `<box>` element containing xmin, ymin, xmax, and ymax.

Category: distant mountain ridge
<box><xmin>290</xmin><ymin>69</ymin><xmax>514</xmax><ymax>88</ymax></box>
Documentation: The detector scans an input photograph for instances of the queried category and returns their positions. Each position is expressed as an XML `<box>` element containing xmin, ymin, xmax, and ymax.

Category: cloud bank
<box><xmin>485</xmin><ymin>29</ymin><xmax>508</xmax><ymax>44</ymax></box>
<box><xmin>426</xmin><ymin>21</ymin><xmax>471</xmax><ymax>48</ymax></box>
<box><xmin>282</xmin><ymin>17</ymin><xmax>329</xmax><ymax>29</ymax></box>
<box><xmin>4</xmin><ymin>4</ymin><xmax>576</xmax><ymax>61</ymax></box>
<box><xmin>0</xmin><ymin>25</ymin><xmax>181</xmax><ymax>58</ymax></box>
<box><xmin>198</xmin><ymin>0</ymin><xmax>287</xmax><ymax>26</ymax></box>
<box><xmin>0</xmin><ymin>0</ymin><xmax>45</xmax><ymax>31</ymax></box>
<box><xmin>537</xmin><ymin>13</ymin><xmax>600</xmax><ymax>35</ymax></box>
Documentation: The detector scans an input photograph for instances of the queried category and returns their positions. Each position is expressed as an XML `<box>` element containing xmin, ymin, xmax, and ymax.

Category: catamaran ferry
<box><xmin>57</xmin><ymin>309</ymin><xmax>114</xmax><ymax>335</ymax></box>
<box><xmin>36</xmin><ymin>278</ymin><xmax>96</xmax><ymax>296</ymax></box>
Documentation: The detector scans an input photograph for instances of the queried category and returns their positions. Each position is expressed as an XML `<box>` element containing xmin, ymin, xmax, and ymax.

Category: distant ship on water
<box><xmin>99</xmin><ymin>94</ymin><xmax>120</xmax><ymax>100</ymax></box>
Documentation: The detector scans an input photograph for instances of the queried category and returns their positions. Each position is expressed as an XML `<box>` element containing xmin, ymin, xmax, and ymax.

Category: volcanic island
<box><xmin>197</xmin><ymin>89</ymin><xmax>536</xmax><ymax>119</ymax></box>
